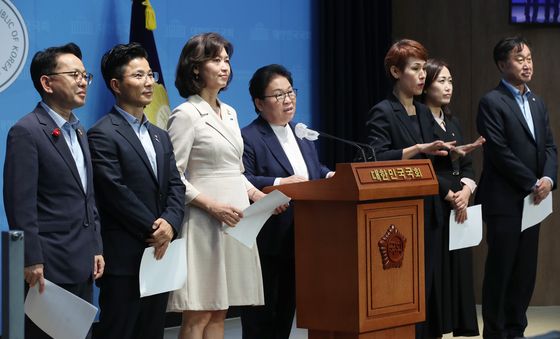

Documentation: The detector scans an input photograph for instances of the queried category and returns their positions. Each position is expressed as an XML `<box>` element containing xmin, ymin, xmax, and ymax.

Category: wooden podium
<box><xmin>265</xmin><ymin>159</ymin><xmax>438</xmax><ymax>339</ymax></box>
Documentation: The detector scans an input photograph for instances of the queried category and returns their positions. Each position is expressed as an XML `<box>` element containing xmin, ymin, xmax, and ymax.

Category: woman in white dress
<box><xmin>167</xmin><ymin>32</ymin><xmax>267</xmax><ymax>339</ymax></box>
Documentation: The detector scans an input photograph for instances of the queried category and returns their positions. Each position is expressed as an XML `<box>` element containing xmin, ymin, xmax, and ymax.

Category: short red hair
<box><xmin>384</xmin><ymin>39</ymin><xmax>428</xmax><ymax>83</ymax></box>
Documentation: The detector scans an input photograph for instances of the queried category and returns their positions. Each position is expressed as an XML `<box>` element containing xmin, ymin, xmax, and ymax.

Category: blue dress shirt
<box><xmin>114</xmin><ymin>105</ymin><xmax>158</xmax><ymax>176</ymax></box>
<box><xmin>41</xmin><ymin>102</ymin><xmax>87</xmax><ymax>192</ymax></box>
<box><xmin>501</xmin><ymin>79</ymin><xmax>535</xmax><ymax>139</ymax></box>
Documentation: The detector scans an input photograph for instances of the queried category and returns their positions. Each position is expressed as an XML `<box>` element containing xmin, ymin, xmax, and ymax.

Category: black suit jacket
<box><xmin>242</xmin><ymin>116</ymin><xmax>331</xmax><ymax>255</ymax></box>
<box><xmin>88</xmin><ymin>108</ymin><xmax>185</xmax><ymax>276</ymax></box>
<box><xmin>366</xmin><ymin>94</ymin><xmax>443</xmax><ymax>229</ymax></box>
<box><xmin>366</xmin><ymin>93</ymin><xmax>437</xmax><ymax>161</ymax></box>
<box><xmin>3</xmin><ymin>103</ymin><xmax>102</xmax><ymax>284</ymax></box>
<box><xmin>476</xmin><ymin>82</ymin><xmax>557</xmax><ymax>217</ymax></box>
<box><xmin>432</xmin><ymin>115</ymin><xmax>475</xmax><ymax>197</ymax></box>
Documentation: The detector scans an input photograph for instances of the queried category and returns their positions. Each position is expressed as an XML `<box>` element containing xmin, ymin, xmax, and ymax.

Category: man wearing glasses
<box><xmin>3</xmin><ymin>42</ymin><xmax>104</xmax><ymax>338</ymax></box>
<box><xmin>87</xmin><ymin>43</ymin><xmax>185</xmax><ymax>339</ymax></box>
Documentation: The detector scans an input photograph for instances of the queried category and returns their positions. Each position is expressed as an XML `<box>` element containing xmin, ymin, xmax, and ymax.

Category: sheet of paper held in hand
<box><xmin>225</xmin><ymin>190</ymin><xmax>291</xmax><ymax>248</ymax></box>
<box><xmin>24</xmin><ymin>279</ymin><xmax>98</xmax><ymax>339</ymax></box>
<box><xmin>449</xmin><ymin>204</ymin><xmax>483</xmax><ymax>251</ymax></box>
<box><xmin>521</xmin><ymin>193</ymin><xmax>553</xmax><ymax>232</ymax></box>
<box><xmin>139</xmin><ymin>239</ymin><xmax>187</xmax><ymax>297</ymax></box>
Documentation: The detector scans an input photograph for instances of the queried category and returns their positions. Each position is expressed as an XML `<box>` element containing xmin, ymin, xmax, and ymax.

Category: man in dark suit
<box><xmin>3</xmin><ymin>42</ymin><xmax>104</xmax><ymax>339</ymax></box>
<box><xmin>240</xmin><ymin>64</ymin><xmax>333</xmax><ymax>339</ymax></box>
<box><xmin>88</xmin><ymin>43</ymin><xmax>185</xmax><ymax>339</ymax></box>
<box><xmin>476</xmin><ymin>36</ymin><xmax>557</xmax><ymax>339</ymax></box>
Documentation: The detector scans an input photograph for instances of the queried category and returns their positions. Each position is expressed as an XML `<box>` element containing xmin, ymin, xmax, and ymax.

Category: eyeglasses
<box><xmin>46</xmin><ymin>71</ymin><xmax>93</xmax><ymax>85</ymax></box>
<box><xmin>122</xmin><ymin>71</ymin><xmax>159</xmax><ymax>83</ymax></box>
<box><xmin>263</xmin><ymin>89</ymin><xmax>298</xmax><ymax>103</ymax></box>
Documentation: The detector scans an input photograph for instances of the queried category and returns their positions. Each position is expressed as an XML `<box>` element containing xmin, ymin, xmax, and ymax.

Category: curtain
<box><xmin>314</xmin><ymin>0</ymin><xmax>392</xmax><ymax>167</ymax></box>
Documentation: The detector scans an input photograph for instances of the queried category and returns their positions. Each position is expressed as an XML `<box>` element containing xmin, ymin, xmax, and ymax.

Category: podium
<box><xmin>264</xmin><ymin>159</ymin><xmax>438</xmax><ymax>339</ymax></box>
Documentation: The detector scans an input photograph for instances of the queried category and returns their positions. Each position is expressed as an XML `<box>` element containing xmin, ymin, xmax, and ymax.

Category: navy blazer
<box><xmin>3</xmin><ymin>103</ymin><xmax>102</xmax><ymax>284</ymax></box>
<box><xmin>88</xmin><ymin>108</ymin><xmax>185</xmax><ymax>276</ymax></box>
<box><xmin>242</xmin><ymin>116</ymin><xmax>331</xmax><ymax>255</ymax></box>
<box><xmin>476</xmin><ymin>82</ymin><xmax>557</xmax><ymax>217</ymax></box>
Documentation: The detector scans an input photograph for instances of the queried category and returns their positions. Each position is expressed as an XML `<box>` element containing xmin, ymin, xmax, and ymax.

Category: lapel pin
<box><xmin>154</xmin><ymin>134</ymin><xmax>160</xmax><ymax>142</ymax></box>
<box><xmin>532</xmin><ymin>98</ymin><xmax>536</xmax><ymax>101</ymax></box>
<box><xmin>77</xmin><ymin>128</ymin><xmax>83</xmax><ymax>136</ymax></box>
<box><xmin>52</xmin><ymin>128</ymin><xmax>61</xmax><ymax>138</ymax></box>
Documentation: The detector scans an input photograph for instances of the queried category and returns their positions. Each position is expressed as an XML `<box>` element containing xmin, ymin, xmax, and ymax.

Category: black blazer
<box><xmin>3</xmin><ymin>103</ymin><xmax>102</xmax><ymax>284</ymax></box>
<box><xmin>475</xmin><ymin>82</ymin><xmax>557</xmax><ymax>217</ymax></box>
<box><xmin>366</xmin><ymin>93</ymin><xmax>437</xmax><ymax>161</ymax></box>
<box><xmin>88</xmin><ymin>108</ymin><xmax>185</xmax><ymax>276</ymax></box>
<box><xmin>242</xmin><ymin>116</ymin><xmax>331</xmax><ymax>255</ymax></box>
<box><xmin>432</xmin><ymin>114</ymin><xmax>475</xmax><ymax>198</ymax></box>
<box><xmin>366</xmin><ymin>94</ymin><xmax>443</xmax><ymax>229</ymax></box>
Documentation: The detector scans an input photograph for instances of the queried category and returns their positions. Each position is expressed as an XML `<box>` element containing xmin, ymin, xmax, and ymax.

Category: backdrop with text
<box><xmin>0</xmin><ymin>0</ymin><xmax>313</xmax><ymax>329</ymax></box>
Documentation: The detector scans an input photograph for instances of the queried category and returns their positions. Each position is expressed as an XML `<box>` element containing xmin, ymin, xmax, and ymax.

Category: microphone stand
<box><xmin>355</xmin><ymin>141</ymin><xmax>377</xmax><ymax>162</ymax></box>
<box><xmin>317</xmin><ymin>131</ymin><xmax>367</xmax><ymax>163</ymax></box>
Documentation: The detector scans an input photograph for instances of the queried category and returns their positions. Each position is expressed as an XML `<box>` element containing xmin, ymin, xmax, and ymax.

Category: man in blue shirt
<box><xmin>88</xmin><ymin>43</ymin><xmax>185</xmax><ymax>339</ymax></box>
<box><xmin>476</xmin><ymin>36</ymin><xmax>558</xmax><ymax>339</ymax></box>
<box><xmin>3</xmin><ymin>42</ymin><xmax>104</xmax><ymax>339</ymax></box>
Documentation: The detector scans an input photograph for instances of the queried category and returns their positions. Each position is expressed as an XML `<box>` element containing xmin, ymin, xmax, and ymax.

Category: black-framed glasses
<box><xmin>122</xmin><ymin>71</ymin><xmax>159</xmax><ymax>83</ymax></box>
<box><xmin>46</xmin><ymin>71</ymin><xmax>93</xmax><ymax>85</ymax></box>
<box><xmin>263</xmin><ymin>89</ymin><xmax>298</xmax><ymax>103</ymax></box>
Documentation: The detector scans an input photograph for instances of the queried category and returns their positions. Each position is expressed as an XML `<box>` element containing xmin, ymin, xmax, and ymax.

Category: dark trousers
<box><xmin>25</xmin><ymin>280</ymin><xmax>93</xmax><ymax>339</ymax></box>
<box><xmin>95</xmin><ymin>275</ymin><xmax>168</xmax><ymax>339</ymax></box>
<box><xmin>241</xmin><ymin>253</ymin><xmax>296</xmax><ymax>339</ymax></box>
<box><xmin>482</xmin><ymin>216</ymin><xmax>540</xmax><ymax>339</ymax></box>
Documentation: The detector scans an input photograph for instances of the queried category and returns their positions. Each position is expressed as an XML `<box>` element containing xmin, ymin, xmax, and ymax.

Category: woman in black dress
<box><xmin>419</xmin><ymin>59</ymin><xmax>483</xmax><ymax>337</ymax></box>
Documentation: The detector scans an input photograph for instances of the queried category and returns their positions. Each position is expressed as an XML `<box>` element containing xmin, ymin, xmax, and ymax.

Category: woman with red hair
<box><xmin>366</xmin><ymin>39</ymin><xmax>453</xmax><ymax>339</ymax></box>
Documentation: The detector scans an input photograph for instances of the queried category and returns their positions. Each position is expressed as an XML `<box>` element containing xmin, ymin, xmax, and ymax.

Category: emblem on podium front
<box><xmin>378</xmin><ymin>224</ymin><xmax>406</xmax><ymax>269</ymax></box>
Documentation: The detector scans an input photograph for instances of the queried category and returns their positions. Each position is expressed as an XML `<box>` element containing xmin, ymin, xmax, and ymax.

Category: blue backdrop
<box><xmin>0</xmin><ymin>0</ymin><xmax>313</xmax><ymax>329</ymax></box>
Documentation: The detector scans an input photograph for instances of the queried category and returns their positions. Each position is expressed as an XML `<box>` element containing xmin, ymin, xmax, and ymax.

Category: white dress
<box><xmin>166</xmin><ymin>95</ymin><xmax>264</xmax><ymax>311</ymax></box>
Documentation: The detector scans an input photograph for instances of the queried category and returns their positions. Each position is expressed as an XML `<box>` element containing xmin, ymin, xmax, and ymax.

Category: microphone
<box><xmin>295</xmin><ymin>123</ymin><xmax>375</xmax><ymax>162</ymax></box>
<box><xmin>294</xmin><ymin>123</ymin><xmax>319</xmax><ymax>141</ymax></box>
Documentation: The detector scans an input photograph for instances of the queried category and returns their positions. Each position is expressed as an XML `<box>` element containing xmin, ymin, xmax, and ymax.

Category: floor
<box><xmin>164</xmin><ymin>305</ymin><xmax>560</xmax><ymax>338</ymax></box>
<box><xmin>164</xmin><ymin>316</ymin><xmax>307</xmax><ymax>338</ymax></box>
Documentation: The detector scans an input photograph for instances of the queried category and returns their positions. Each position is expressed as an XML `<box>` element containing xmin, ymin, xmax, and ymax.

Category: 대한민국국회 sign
<box><xmin>0</xmin><ymin>0</ymin><xmax>28</xmax><ymax>92</ymax></box>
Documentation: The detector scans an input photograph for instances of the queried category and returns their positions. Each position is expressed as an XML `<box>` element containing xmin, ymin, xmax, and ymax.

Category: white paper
<box><xmin>449</xmin><ymin>204</ymin><xmax>483</xmax><ymax>251</ymax></box>
<box><xmin>521</xmin><ymin>193</ymin><xmax>553</xmax><ymax>231</ymax></box>
<box><xmin>225</xmin><ymin>190</ymin><xmax>291</xmax><ymax>248</ymax></box>
<box><xmin>139</xmin><ymin>239</ymin><xmax>187</xmax><ymax>297</ymax></box>
<box><xmin>24</xmin><ymin>279</ymin><xmax>98</xmax><ymax>339</ymax></box>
